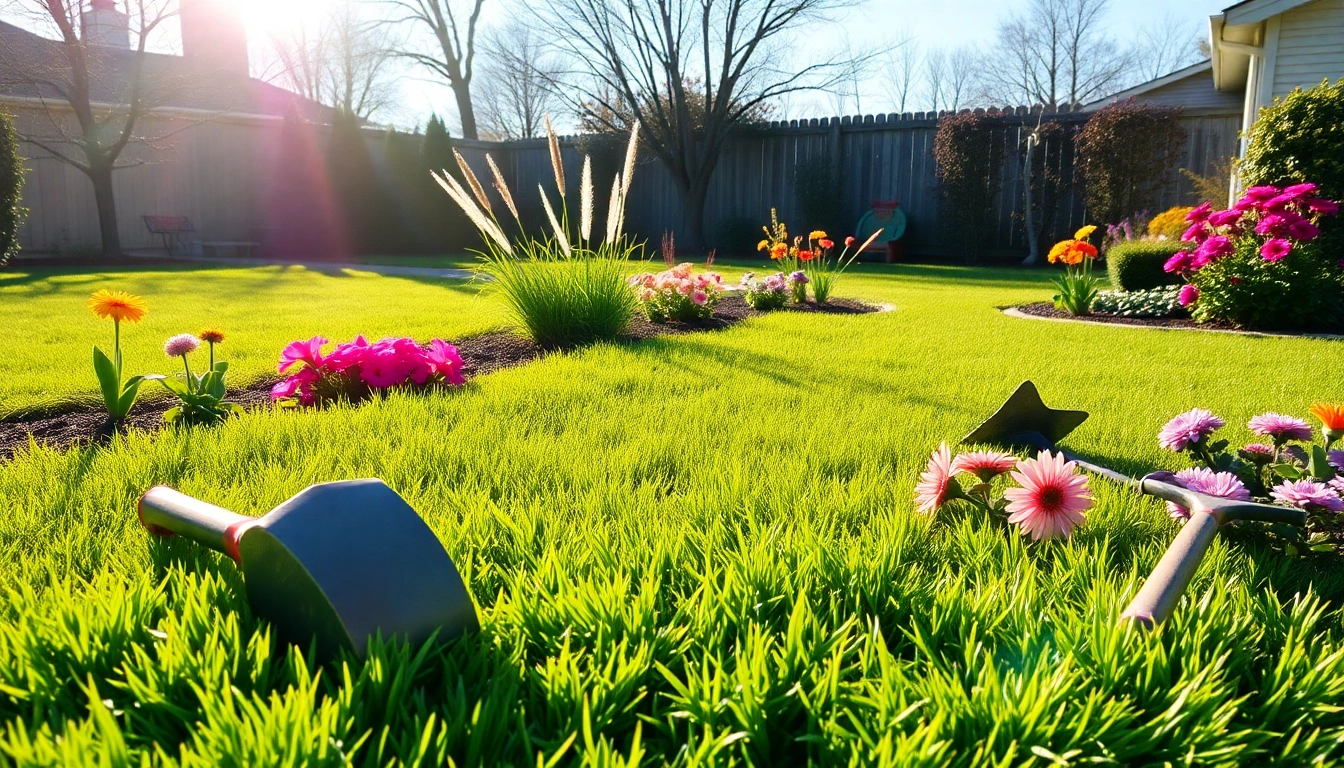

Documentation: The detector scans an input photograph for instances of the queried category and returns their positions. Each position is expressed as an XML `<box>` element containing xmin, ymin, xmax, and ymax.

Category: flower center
<box><xmin>1038</xmin><ymin>487</ymin><xmax>1064</xmax><ymax>511</ymax></box>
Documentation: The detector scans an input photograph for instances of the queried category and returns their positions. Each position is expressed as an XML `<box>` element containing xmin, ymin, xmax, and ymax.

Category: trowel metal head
<box><xmin>962</xmin><ymin>381</ymin><xmax>1089</xmax><ymax>451</ymax></box>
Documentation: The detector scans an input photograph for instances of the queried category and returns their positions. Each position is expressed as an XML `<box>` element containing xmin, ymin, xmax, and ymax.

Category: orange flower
<box><xmin>200</xmin><ymin>328</ymin><xmax>226</xmax><ymax>344</ymax></box>
<box><xmin>1072</xmin><ymin>241</ymin><xmax>1098</xmax><ymax>259</ymax></box>
<box><xmin>798</xmin><ymin>249</ymin><xmax>815</xmax><ymax>261</ymax></box>
<box><xmin>88</xmin><ymin>289</ymin><xmax>147</xmax><ymax>323</ymax></box>
<box><xmin>1310</xmin><ymin>403</ymin><xmax>1344</xmax><ymax>432</ymax></box>
<box><xmin>819</xmin><ymin>238</ymin><xmax>834</xmax><ymax>249</ymax></box>
<box><xmin>1047</xmin><ymin>240</ymin><xmax>1072</xmax><ymax>264</ymax></box>
<box><xmin>769</xmin><ymin>243</ymin><xmax>787</xmax><ymax>260</ymax></box>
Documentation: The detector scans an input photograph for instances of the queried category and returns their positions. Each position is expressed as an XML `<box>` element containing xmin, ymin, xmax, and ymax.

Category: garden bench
<box><xmin>142</xmin><ymin>215</ymin><xmax>194</xmax><ymax>256</ymax></box>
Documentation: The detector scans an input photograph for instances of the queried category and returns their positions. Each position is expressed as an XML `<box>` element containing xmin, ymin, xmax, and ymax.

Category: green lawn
<box><xmin>2</xmin><ymin>263</ymin><xmax>1344</xmax><ymax>765</ymax></box>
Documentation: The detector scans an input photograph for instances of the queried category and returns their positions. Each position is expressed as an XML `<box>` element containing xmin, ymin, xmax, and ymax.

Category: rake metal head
<box><xmin>963</xmin><ymin>381</ymin><xmax>1089</xmax><ymax>451</ymax></box>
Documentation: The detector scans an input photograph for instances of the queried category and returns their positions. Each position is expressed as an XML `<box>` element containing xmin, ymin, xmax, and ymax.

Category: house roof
<box><xmin>0</xmin><ymin>20</ymin><xmax>338</xmax><ymax>122</ymax></box>
<box><xmin>1222</xmin><ymin>0</ymin><xmax>1316</xmax><ymax>26</ymax></box>
<box><xmin>1083</xmin><ymin>60</ymin><xmax>1214</xmax><ymax>109</ymax></box>
<box><xmin>1209</xmin><ymin>0</ymin><xmax>1322</xmax><ymax>91</ymax></box>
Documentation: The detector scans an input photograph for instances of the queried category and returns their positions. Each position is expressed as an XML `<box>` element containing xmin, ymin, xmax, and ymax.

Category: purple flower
<box><xmin>1260</xmin><ymin>238</ymin><xmax>1292</xmax><ymax>262</ymax></box>
<box><xmin>789</xmin><ymin>270</ymin><xmax>809</xmax><ymax>284</ymax></box>
<box><xmin>1207</xmin><ymin>209</ymin><xmax>1243</xmax><ymax>228</ymax></box>
<box><xmin>1249</xmin><ymin>412</ymin><xmax>1314</xmax><ymax>443</ymax></box>
<box><xmin>1272</xmin><ymin>480</ymin><xmax>1344</xmax><ymax>512</ymax></box>
<box><xmin>1185</xmin><ymin>202</ymin><xmax>1213</xmax><ymax>223</ymax></box>
<box><xmin>1166</xmin><ymin>467</ymin><xmax>1251</xmax><ymax>520</ymax></box>
<box><xmin>1159</xmin><ymin>408</ymin><xmax>1225</xmax><ymax>452</ymax></box>
<box><xmin>1178</xmin><ymin>284</ymin><xmax>1199</xmax><ymax>307</ymax></box>
<box><xmin>1164</xmin><ymin>252</ymin><xmax>1193</xmax><ymax>273</ymax></box>
<box><xmin>1306</xmin><ymin>197</ymin><xmax>1339</xmax><ymax>216</ymax></box>
<box><xmin>164</xmin><ymin>334</ymin><xmax>201</xmax><ymax>358</ymax></box>
<box><xmin>1329</xmin><ymin>449</ymin><xmax>1344</xmax><ymax>472</ymax></box>
<box><xmin>1330</xmin><ymin>476</ymin><xmax>1344</xmax><ymax>498</ymax></box>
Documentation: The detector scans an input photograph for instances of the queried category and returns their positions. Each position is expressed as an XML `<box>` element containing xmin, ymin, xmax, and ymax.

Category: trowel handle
<box><xmin>138</xmin><ymin>486</ymin><xmax>255</xmax><ymax>563</ymax></box>
<box><xmin>1119</xmin><ymin>510</ymin><xmax>1220</xmax><ymax>628</ymax></box>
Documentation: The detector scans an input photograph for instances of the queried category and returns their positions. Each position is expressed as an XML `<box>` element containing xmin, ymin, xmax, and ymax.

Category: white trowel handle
<box><xmin>138</xmin><ymin>486</ymin><xmax>256</xmax><ymax>563</ymax></box>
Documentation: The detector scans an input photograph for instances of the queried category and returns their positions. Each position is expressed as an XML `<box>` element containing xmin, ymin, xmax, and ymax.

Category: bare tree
<box><xmin>267</xmin><ymin>0</ymin><xmax>399</xmax><ymax>119</ymax></box>
<box><xmin>923</xmin><ymin>49</ymin><xmax>947</xmax><ymax>113</ymax></box>
<box><xmin>826</xmin><ymin>39</ymin><xmax>868</xmax><ymax>116</ymax></box>
<box><xmin>880</xmin><ymin>33</ymin><xmax>918</xmax><ymax>113</ymax></box>
<box><xmin>944</xmin><ymin>47</ymin><xmax>980</xmax><ymax>112</ymax></box>
<box><xmin>985</xmin><ymin>0</ymin><xmax>1131</xmax><ymax>109</ymax></box>
<box><xmin>0</xmin><ymin>0</ymin><xmax>179</xmax><ymax>256</ymax></box>
<box><xmin>536</xmin><ymin>0</ymin><xmax>852</xmax><ymax>249</ymax></box>
<box><xmin>474</xmin><ymin>21</ymin><xmax>558</xmax><ymax>140</ymax></box>
<box><xmin>1132</xmin><ymin>12</ymin><xmax>1205</xmax><ymax>82</ymax></box>
<box><xmin>385</xmin><ymin>0</ymin><xmax>486</xmax><ymax>139</ymax></box>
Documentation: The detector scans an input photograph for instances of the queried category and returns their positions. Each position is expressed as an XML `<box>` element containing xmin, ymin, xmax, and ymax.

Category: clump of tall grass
<box><xmin>435</xmin><ymin>120</ymin><xmax>643</xmax><ymax>348</ymax></box>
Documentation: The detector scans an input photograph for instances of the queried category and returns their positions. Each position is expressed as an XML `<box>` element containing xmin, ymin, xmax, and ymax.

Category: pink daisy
<box><xmin>1159</xmin><ymin>409</ymin><xmax>1225</xmax><ymax>452</ymax></box>
<box><xmin>1165</xmin><ymin>467</ymin><xmax>1251</xmax><ymax>521</ymax></box>
<box><xmin>1004</xmin><ymin>451</ymin><xmax>1092</xmax><ymax>541</ymax></box>
<box><xmin>1163</xmin><ymin>252</ymin><xmax>1193</xmax><ymax>274</ymax></box>
<box><xmin>1305</xmin><ymin>197</ymin><xmax>1339</xmax><ymax>216</ymax></box>
<box><xmin>951</xmin><ymin>450</ymin><xmax>1018</xmax><ymax>482</ymax></box>
<box><xmin>1271</xmin><ymin>480</ymin><xmax>1344</xmax><ymax>512</ymax></box>
<box><xmin>1248</xmin><ymin>413</ymin><xmax>1314</xmax><ymax>444</ymax></box>
<box><xmin>1330</xmin><ymin>476</ymin><xmax>1344</xmax><ymax>497</ymax></box>
<box><xmin>914</xmin><ymin>442</ymin><xmax>959</xmax><ymax>515</ymax></box>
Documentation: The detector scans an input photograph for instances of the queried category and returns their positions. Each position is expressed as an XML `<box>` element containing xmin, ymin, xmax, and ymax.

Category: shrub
<box><xmin>439</xmin><ymin>123</ymin><xmax>643</xmax><ymax>347</ymax></box>
<box><xmin>629</xmin><ymin>263</ymin><xmax>724</xmax><ymax>322</ymax></box>
<box><xmin>1077</xmin><ymin>100</ymin><xmax>1185</xmax><ymax>226</ymax></box>
<box><xmin>1241</xmin><ymin>79</ymin><xmax>1344</xmax><ymax>201</ymax></box>
<box><xmin>934</xmin><ymin>112</ymin><xmax>1003</xmax><ymax>261</ymax></box>
<box><xmin>1148</xmin><ymin>206</ymin><xmax>1194</xmax><ymax>239</ymax></box>
<box><xmin>1091</xmin><ymin>286</ymin><xmax>1184</xmax><ymax>318</ymax></box>
<box><xmin>0</xmin><ymin>109</ymin><xmax>26</xmax><ymax>266</ymax></box>
<box><xmin>739</xmin><ymin>271</ymin><xmax>789</xmax><ymax>310</ymax></box>
<box><xmin>1173</xmin><ymin>185</ymin><xmax>1342</xmax><ymax>330</ymax></box>
<box><xmin>1107</xmin><ymin>240</ymin><xmax>1187</xmax><ymax>291</ymax></box>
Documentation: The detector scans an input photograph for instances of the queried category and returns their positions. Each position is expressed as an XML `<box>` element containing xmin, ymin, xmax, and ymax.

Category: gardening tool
<box><xmin>138</xmin><ymin>479</ymin><xmax>479</xmax><ymax>658</ymax></box>
<box><xmin>964</xmin><ymin>381</ymin><xmax>1306</xmax><ymax>628</ymax></box>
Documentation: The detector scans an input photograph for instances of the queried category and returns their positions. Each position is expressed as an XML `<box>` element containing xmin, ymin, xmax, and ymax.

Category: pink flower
<box><xmin>279</xmin><ymin>336</ymin><xmax>328</xmax><ymax>373</ymax></box>
<box><xmin>1181</xmin><ymin>223</ymin><xmax>1208</xmax><ymax>243</ymax></box>
<box><xmin>1159</xmin><ymin>408</ymin><xmax>1225</xmax><ymax>451</ymax></box>
<box><xmin>1239</xmin><ymin>443</ymin><xmax>1277</xmax><ymax>464</ymax></box>
<box><xmin>639</xmin><ymin>288</ymin><xmax>655</xmax><ymax>301</ymax></box>
<box><xmin>914</xmin><ymin>443</ymin><xmax>957</xmax><ymax>514</ymax></box>
<box><xmin>1249</xmin><ymin>412</ymin><xmax>1314</xmax><ymax>443</ymax></box>
<box><xmin>1185</xmin><ymin>201</ymin><xmax>1212</xmax><ymax>223</ymax></box>
<box><xmin>1242</xmin><ymin>185</ymin><xmax>1281</xmax><ymax>204</ymax></box>
<box><xmin>1165</xmin><ymin>467</ymin><xmax>1250</xmax><ymax>520</ymax></box>
<box><xmin>1207</xmin><ymin>209</ymin><xmax>1242</xmax><ymax>228</ymax></box>
<box><xmin>360</xmin><ymin>346</ymin><xmax>407</xmax><ymax>389</ymax></box>
<box><xmin>325</xmin><ymin>336</ymin><xmax>369</xmax><ymax>373</ymax></box>
<box><xmin>270</xmin><ymin>367</ymin><xmax>318</xmax><ymax>402</ymax></box>
<box><xmin>1255</xmin><ymin>214</ymin><xmax>1290</xmax><ymax>236</ymax></box>
<box><xmin>1195</xmin><ymin>235</ymin><xmax>1234</xmax><ymax>261</ymax></box>
<box><xmin>691</xmin><ymin>290</ymin><xmax>708</xmax><ymax>306</ymax></box>
<box><xmin>1164</xmin><ymin>252</ymin><xmax>1193</xmax><ymax>273</ymax></box>
<box><xmin>427</xmin><ymin>339</ymin><xmax>465</xmax><ymax>385</ymax></box>
<box><xmin>1306</xmin><ymin>197</ymin><xmax>1340</xmax><ymax>216</ymax></box>
<box><xmin>671</xmin><ymin>262</ymin><xmax>693</xmax><ymax>278</ymax></box>
<box><xmin>164</xmin><ymin>333</ymin><xmax>201</xmax><ymax>358</ymax></box>
<box><xmin>950</xmin><ymin>450</ymin><xmax>1018</xmax><ymax>482</ymax></box>
<box><xmin>1260</xmin><ymin>238</ymin><xmax>1292</xmax><ymax>261</ymax></box>
<box><xmin>1287</xmin><ymin>220</ymin><xmax>1319</xmax><ymax>241</ymax></box>
<box><xmin>1330</xmin><ymin>476</ymin><xmax>1344</xmax><ymax>497</ymax></box>
<box><xmin>1178</xmin><ymin>284</ymin><xmax>1199</xmax><ymax>307</ymax></box>
<box><xmin>1283</xmin><ymin>182</ymin><xmax>1318</xmax><ymax>199</ymax></box>
<box><xmin>1003</xmin><ymin>451</ymin><xmax>1091</xmax><ymax>541</ymax></box>
<box><xmin>1272</xmin><ymin>480</ymin><xmax>1344</xmax><ymax>512</ymax></box>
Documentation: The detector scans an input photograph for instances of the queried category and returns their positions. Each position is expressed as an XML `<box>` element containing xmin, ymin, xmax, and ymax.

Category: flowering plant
<box><xmin>1167</xmin><ymin>184</ymin><xmax>1341</xmax><ymax>329</ymax></box>
<box><xmin>740</xmin><ymin>271</ymin><xmax>789</xmax><ymax>310</ymax></box>
<box><xmin>88</xmin><ymin>289</ymin><xmax>147</xmax><ymax>423</ymax></box>
<box><xmin>628</xmin><ymin>262</ymin><xmax>724</xmax><ymax>322</ymax></box>
<box><xmin>271</xmin><ymin>335</ymin><xmax>466</xmax><ymax>408</ymax></box>
<box><xmin>1157</xmin><ymin>402</ymin><xmax>1344</xmax><ymax>554</ymax></box>
<box><xmin>145</xmin><ymin>331</ymin><xmax>242</xmax><ymax>426</ymax></box>
<box><xmin>1047</xmin><ymin>225</ymin><xmax>1101</xmax><ymax>315</ymax></box>
<box><xmin>755</xmin><ymin>209</ymin><xmax>815</xmax><ymax>288</ymax></box>
<box><xmin>915</xmin><ymin>443</ymin><xmax>1092</xmax><ymax>541</ymax></box>
<box><xmin>809</xmin><ymin>230</ymin><xmax>882</xmax><ymax>304</ymax></box>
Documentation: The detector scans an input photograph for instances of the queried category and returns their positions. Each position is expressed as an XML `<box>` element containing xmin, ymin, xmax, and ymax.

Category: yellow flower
<box><xmin>757</xmin><ymin>239</ymin><xmax>769</xmax><ymax>252</ymax></box>
<box><xmin>809</xmin><ymin>230</ymin><xmax>827</xmax><ymax>240</ymax></box>
<box><xmin>1073</xmin><ymin>225</ymin><xmax>1096</xmax><ymax>241</ymax></box>
<box><xmin>88</xmin><ymin>289</ymin><xmax>147</xmax><ymax>324</ymax></box>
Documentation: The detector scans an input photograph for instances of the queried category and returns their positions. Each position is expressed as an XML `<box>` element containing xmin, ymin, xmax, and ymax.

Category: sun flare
<box><xmin>237</xmin><ymin>0</ymin><xmax>329</xmax><ymax>40</ymax></box>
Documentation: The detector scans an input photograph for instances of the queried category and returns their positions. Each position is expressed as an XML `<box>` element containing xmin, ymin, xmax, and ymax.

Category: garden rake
<box><xmin>139</xmin><ymin>478</ymin><xmax>479</xmax><ymax>659</ymax></box>
<box><xmin>964</xmin><ymin>381</ymin><xmax>1306</xmax><ymax>627</ymax></box>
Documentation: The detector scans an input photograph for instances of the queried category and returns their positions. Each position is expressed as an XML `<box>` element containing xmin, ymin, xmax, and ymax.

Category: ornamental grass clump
<box><xmin>915</xmin><ymin>442</ymin><xmax>1092</xmax><ymax>541</ymax></box>
<box><xmin>87</xmin><ymin>289</ymin><xmax>147</xmax><ymax>423</ymax></box>
<box><xmin>271</xmin><ymin>335</ymin><xmax>465</xmax><ymax>408</ymax></box>
<box><xmin>1157</xmin><ymin>402</ymin><xmax>1344</xmax><ymax>555</ymax></box>
<box><xmin>145</xmin><ymin>331</ymin><xmax>242</xmax><ymax>426</ymax></box>
<box><xmin>1168</xmin><ymin>185</ymin><xmax>1342</xmax><ymax>329</ymax></box>
<box><xmin>628</xmin><ymin>263</ymin><xmax>724</xmax><ymax>322</ymax></box>
<box><xmin>1047</xmin><ymin>225</ymin><xmax>1101</xmax><ymax>315</ymax></box>
<box><xmin>437</xmin><ymin>120</ymin><xmax>642</xmax><ymax>348</ymax></box>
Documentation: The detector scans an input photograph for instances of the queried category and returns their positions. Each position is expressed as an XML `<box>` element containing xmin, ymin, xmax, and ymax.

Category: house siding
<box><xmin>1272</xmin><ymin>0</ymin><xmax>1344</xmax><ymax>97</ymax></box>
<box><xmin>1124</xmin><ymin>71</ymin><xmax>1245</xmax><ymax>111</ymax></box>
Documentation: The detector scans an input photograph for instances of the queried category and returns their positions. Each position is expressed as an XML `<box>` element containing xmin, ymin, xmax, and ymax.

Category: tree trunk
<box><xmin>453</xmin><ymin>81</ymin><xmax>478</xmax><ymax>140</ymax></box>
<box><xmin>680</xmin><ymin>182</ymin><xmax>709</xmax><ymax>252</ymax></box>
<box><xmin>1021</xmin><ymin>133</ymin><xmax>1040</xmax><ymax>266</ymax></box>
<box><xmin>89</xmin><ymin>162</ymin><xmax>122</xmax><ymax>258</ymax></box>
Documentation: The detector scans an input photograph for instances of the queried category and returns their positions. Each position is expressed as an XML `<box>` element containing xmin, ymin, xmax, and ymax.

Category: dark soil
<box><xmin>0</xmin><ymin>295</ymin><xmax>881</xmax><ymax>460</ymax></box>
<box><xmin>1010</xmin><ymin>302</ymin><xmax>1342</xmax><ymax>336</ymax></box>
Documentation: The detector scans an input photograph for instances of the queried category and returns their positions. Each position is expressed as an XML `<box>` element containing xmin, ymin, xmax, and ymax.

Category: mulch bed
<box><xmin>0</xmin><ymin>295</ymin><xmax>880</xmax><ymax>460</ymax></box>
<box><xmin>1009</xmin><ymin>302</ymin><xmax>1343</xmax><ymax>336</ymax></box>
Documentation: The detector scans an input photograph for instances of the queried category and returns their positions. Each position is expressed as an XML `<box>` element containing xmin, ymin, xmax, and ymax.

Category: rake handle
<box><xmin>138</xmin><ymin>486</ymin><xmax>255</xmax><ymax>563</ymax></box>
<box><xmin>1119</xmin><ymin>506</ymin><xmax>1220</xmax><ymax>628</ymax></box>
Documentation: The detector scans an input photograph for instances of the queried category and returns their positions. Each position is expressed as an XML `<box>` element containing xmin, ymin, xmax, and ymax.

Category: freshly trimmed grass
<box><xmin>2</xmin><ymin>264</ymin><xmax>1344</xmax><ymax>765</ymax></box>
<box><xmin>0</xmin><ymin>264</ymin><xmax>502</xmax><ymax>416</ymax></box>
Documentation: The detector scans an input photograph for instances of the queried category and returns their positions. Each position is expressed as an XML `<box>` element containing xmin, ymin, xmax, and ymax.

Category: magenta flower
<box><xmin>164</xmin><ymin>333</ymin><xmax>201</xmax><ymax>358</ymax></box>
<box><xmin>1159</xmin><ymin>408</ymin><xmax>1225</xmax><ymax>452</ymax></box>
<box><xmin>1163</xmin><ymin>252</ymin><xmax>1193</xmax><ymax>273</ymax></box>
<box><xmin>1004</xmin><ymin>450</ymin><xmax>1091</xmax><ymax>541</ymax></box>
<box><xmin>427</xmin><ymin>339</ymin><xmax>466</xmax><ymax>385</ymax></box>
<box><xmin>1185</xmin><ymin>202</ymin><xmax>1212</xmax><ymax>223</ymax></box>
<box><xmin>1166</xmin><ymin>467</ymin><xmax>1251</xmax><ymax>520</ymax></box>
<box><xmin>1181</xmin><ymin>223</ymin><xmax>1208</xmax><ymax>243</ymax></box>
<box><xmin>1263</xmin><ymin>193</ymin><xmax>1298</xmax><ymax>211</ymax></box>
<box><xmin>324</xmin><ymin>336</ymin><xmax>369</xmax><ymax>373</ymax></box>
<box><xmin>1260</xmin><ymin>238</ymin><xmax>1292</xmax><ymax>261</ymax></box>
<box><xmin>360</xmin><ymin>346</ymin><xmax>408</xmax><ymax>389</ymax></box>
<box><xmin>1207</xmin><ymin>209</ymin><xmax>1243</xmax><ymax>228</ymax></box>
<box><xmin>1195</xmin><ymin>235</ymin><xmax>1234</xmax><ymax>261</ymax></box>
<box><xmin>951</xmin><ymin>450</ymin><xmax>1018</xmax><ymax>482</ymax></box>
<box><xmin>1248</xmin><ymin>412</ymin><xmax>1314</xmax><ymax>443</ymax></box>
<box><xmin>1283</xmin><ymin>182</ymin><xmax>1318</xmax><ymax>199</ymax></box>
<box><xmin>1242</xmin><ymin>185</ymin><xmax>1281</xmax><ymax>204</ymax></box>
<box><xmin>1306</xmin><ymin>197</ymin><xmax>1340</xmax><ymax>215</ymax></box>
<box><xmin>1255</xmin><ymin>214</ymin><xmax>1289</xmax><ymax>236</ymax></box>
<box><xmin>1287</xmin><ymin>220</ymin><xmax>1319</xmax><ymax>241</ymax></box>
<box><xmin>1272</xmin><ymin>480</ymin><xmax>1344</xmax><ymax>512</ymax></box>
<box><xmin>279</xmin><ymin>336</ymin><xmax>328</xmax><ymax>373</ymax></box>
<box><xmin>914</xmin><ymin>443</ymin><xmax>958</xmax><ymax>515</ymax></box>
<box><xmin>1178</xmin><ymin>284</ymin><xmax>1199</xmax><ymax>307</ymax></box>
<box><xmin>691</xmin><ymin>290</ymin><xmax>708</xmax><ymax>306</ymax></box>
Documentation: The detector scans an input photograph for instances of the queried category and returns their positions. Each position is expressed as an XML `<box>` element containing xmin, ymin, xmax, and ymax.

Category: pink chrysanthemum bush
<box><xmin>271</xmin><ymin>335</ymin><xmax>466</xmax><ymax>408</ymax></box>
<box><xmin>1157</xmin><ymin>401</ymin><xmax>1344</xmax><ymax>555</ymax></box>
<box><xmin>1167</xmin><ymin>183</ymin><xmax>1342</xmax><ymax>329</ymax></box>
<box><xmin>628</xmin><ymin>263</ymin><xmax>725</xmax><ymax>322</ymax></box>
<box><xmin>914</xmin><ymin>442</ymin><xmax>1092</xmax><ymax>542</ymax></box>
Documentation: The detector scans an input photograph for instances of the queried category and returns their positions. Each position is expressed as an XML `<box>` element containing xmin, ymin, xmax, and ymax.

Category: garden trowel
<box><xmin>139</xmin><ymin>479</ymin><xmax>479</xmax><ymax>658</ymax></box>
<box><xmin>964</xmin><ymin>381</ymin><xmax>1306</xmax><ymax>627</ymax></box>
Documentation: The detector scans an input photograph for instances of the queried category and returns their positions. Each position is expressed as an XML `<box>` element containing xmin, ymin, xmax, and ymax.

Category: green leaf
<box><xmin>92</xmin><ymin>346</ymin><xmax>121</xmax><ymax>415</ymax></box>
<box><xmin>1307</xmin><ymin>445</ymin><xmax>1336</xmax><ymax>481</ymax></box>
<box><xmin>1271</xmin><ymin>463</ymin><xmax>1304</xmax><ymax>480</ymax></box>
<box><xmin>163</xmin><ymin>406</ymin><xmax>181</xmax><ymax>423</ymax></box>
<box><xmin>116</xmin><ymin>377</ymin><xmax>143</xmax><ymax>417</ymax></box>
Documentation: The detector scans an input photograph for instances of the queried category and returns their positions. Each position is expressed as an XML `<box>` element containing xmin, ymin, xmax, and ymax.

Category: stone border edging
<box><xmin>1001</xmin><ymin>306</ymin><xmax>1343</xmax><ymax>341</ymax></box>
